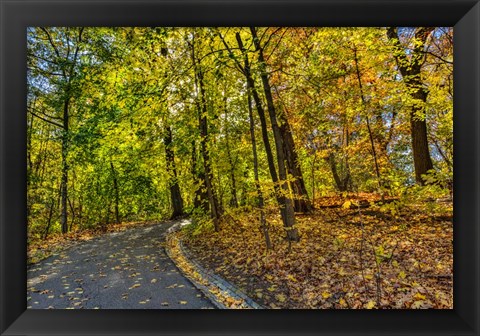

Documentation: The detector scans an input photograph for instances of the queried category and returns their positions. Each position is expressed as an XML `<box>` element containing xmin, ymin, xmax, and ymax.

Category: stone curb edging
<box><xmin>165</xmin><ymin>234</ymin><xmax>228</xmax><ymax>309</ymax></box>
<box><xmin>178</xmin><ymin>239</ymin><xmax>264</xmax><ymax>309</ymax></box>
<box><xmin>165</xmin><ymin>222</ymin><xmax>264</xmax><ymax>309</ymax></box>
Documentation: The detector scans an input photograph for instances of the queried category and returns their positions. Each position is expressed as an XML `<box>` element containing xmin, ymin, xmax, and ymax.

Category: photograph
<box><xmin>26</xmin><ymin>26</ymin><xmax>454</xmax><ymax>310</ymax></box>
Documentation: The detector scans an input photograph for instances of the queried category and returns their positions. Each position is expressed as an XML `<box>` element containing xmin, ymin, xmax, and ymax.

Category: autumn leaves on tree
<box><xmin>28</xmin><ymin>27</ymin><xmax>452</xmax><ymax>246</ymax></box>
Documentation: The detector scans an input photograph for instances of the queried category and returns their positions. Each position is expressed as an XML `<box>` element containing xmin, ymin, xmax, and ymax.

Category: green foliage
<box><xmin>183</xmin><ymin>208</ymin><xmax>214</xmax><ymax>237</ymax></box>
<box><xmin>27</xmin><ymin>27</ymin><xmax>453</xmax><ymax>240</ymax></box>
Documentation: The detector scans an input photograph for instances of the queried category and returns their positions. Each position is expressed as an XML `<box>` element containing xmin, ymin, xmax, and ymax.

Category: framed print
<box><xmin>1</xmin><ymin>0</ymin><xmax>479</xmax><ymax>335</ymax></box>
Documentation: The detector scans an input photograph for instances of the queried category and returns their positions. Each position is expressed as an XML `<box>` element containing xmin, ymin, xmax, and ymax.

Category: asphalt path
<box><xmin>27</xmin><ymin>220</ymin><xmax>215</xmax><ymax>309</ymax></box>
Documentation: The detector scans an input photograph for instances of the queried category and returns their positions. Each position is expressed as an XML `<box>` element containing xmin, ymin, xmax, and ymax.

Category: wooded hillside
<box><xmin>27</xmin><ymin>27</ymin><xmax>453</xmax><ymax>308</ymax></box>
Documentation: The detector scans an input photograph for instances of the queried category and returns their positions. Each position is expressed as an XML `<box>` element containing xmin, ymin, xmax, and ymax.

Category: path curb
<box><xmin>165</xmin><ymin>222</ymin><xmax>264</xmax><ymax>309</ymax></box>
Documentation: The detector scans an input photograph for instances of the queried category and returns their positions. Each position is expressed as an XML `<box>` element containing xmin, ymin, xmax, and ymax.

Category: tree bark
<box><xmin>191</xmin><ymin>140</ymin><xmax>208</xmax><ymax>211</ymax></box>
<box><xmin>247</xmin><ymin>72</ymin><xmax>272</xmax><ymax>250</ymax></box>
<box><xmin>327</xmin><ymin>152</ymin><xmax>352</xmax><ymax>192</ymax></box>
<box><xmin>68</xmin><ymin>195</ymin><xmax>76</xmax><ymax>231</ymax></box>
<box><xmin>280</xmin><ymin>121</ymin><xmax>313</xmax><ymax>213</ymax></box>
<box><xmin>250</xmin><ymin>27</ymin><xmax>299</xmax><ymax>242</ymax></box>
<box><xmin>353</xmin><ymin>46</ymin><xmax>382</xmax><ymax>187</ymax></box>
<box><xmin>190</xmin><ymin>36</ymin><xmax>221</xmax><ymax>231</ymax></box>
<box><xmin>234</xmin><ymin>33</ymin><xmax>280</xmax><ymax>192</ymax></box>
<box><xmin>60</xmin><ymin>96</ymin><xmax>70</xmax><ymax>234</ymax></box>
<box><xmin>110</xmin><ymin>161</ymin><xmax>120</xmax><ymax>224</ymax></box>
<box><xmin>164</xmin><ymin>125</ymin><xmax>185</xmax><ymax>219</ymax></box>
<box><xmin>235</xmin><ymin>32</ymin><xmax>293</xmax><ymax>227</ymax></box>
<box><xmin>223</xmin><ymin>100</ymin><xmax>239</xmax><ymax>208</ymax></box>
<box><xmin>387</xmin><ymin>27</ymin><xmax>435</xmax><ymax>185</ymax></box>
<box><xmin>42</xmin><ymin>27</ymin><xmax>83</xmax><ymax>234</ymax></box>
<box><xmin>43</xmin><ymin>198</ymin><xmax>55</xmax><ymax>240</ymax></box>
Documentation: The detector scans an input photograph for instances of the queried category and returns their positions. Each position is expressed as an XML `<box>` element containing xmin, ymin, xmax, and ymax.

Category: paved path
<box><xmin>27</xmin><ymin>221</ymin><xmax>215</xmax><ymax>309</ymax></box>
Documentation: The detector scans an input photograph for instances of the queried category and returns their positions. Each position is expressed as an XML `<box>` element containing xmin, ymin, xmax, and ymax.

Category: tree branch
<box><xmin>28</xmin><ymin>109</ymin><xmax>64</xmax><ymax>129</ymax></box>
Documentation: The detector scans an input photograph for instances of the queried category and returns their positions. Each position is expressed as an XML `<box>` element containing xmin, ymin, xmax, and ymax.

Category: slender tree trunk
<box><xmin>247</xmin><ymin>75</ymin><xmax>272</xmax><ymax>250</ymax></box>
<box><xmin>240</xmin><ymin>170</ymin><xmax>248</xmax><ymax>207</ymax></box>
<box><xmin>27</xmin><ymin>105</ymin><xmax>35</xmax><ymax>226</ymax></box>
<box><xmin>250</xmin><ymin>27</ymin><xmax>299</xmax><ymax>242</ymax></box>
<box><xmin>223</xmin><ymin>101</ymin><xmax>239</xmax><ymax>208</ymax></box>
<box><xmin>342</xmin><ymin>98</ymin><xmax>354</xmax><ymax>192</ymax></box>
<box><xmin>164</xmin><ymin>125</ymin><xmax>185</xmax><ymax>219</ymax></box>
<box><xmin>68</xmin><ymin>195</ymin><xmax>75</xmax><ymax>231</ymax></box>
<box><xmin>41</xmin><ymin>27</ymin><xmax>83</xmax><ymax>234</ymax></box>
<box><xmin>198</xmin><ymin>106</ymin><xmax>220</xmax><ymax>231</ymax></box>
<box><xmin>272</xmin><ymin>94</ymin><xmax>312</xmax><ymax>212</ymax></box>
<box><xmin>353</xmin><ymin>47</ymin><xmax>382</xmax><ymax>187</ymax></box>
<box><xmin>311</xmin><ymin>151</ymin><xmax>317</xmax><ymax>206</ymax></box>
<box><xmin>191</xmin><ymin>140</ymin><xmax>208</xmax><ymax>211</ymax></box>
<box><xmin>78</xmin><ymin>201</ymin><xmax>83</xmax><ymax>229</ymax></box>
<box><xmin>60</xmin><ymin>97</ymin><xmax>70</xmax><ymax>234</ymax></box>
<box><xmin>110</xmin><ymin>161</ymin><xmax>120</xmax><ymax>224</ymax></box>
<box><xmin>235</xmin><ymin>32</ymin><xmax>288</xmax><ymax>225</ymax></box>
<box><xmin>327</xmin><ymin>152</ymin><xmax>350</xmax><ymax>192</ymax></box>
<box><xmin>27</xmin><ymin>103</ymin><xmax>34</xmax><ymax>188</ymax></box>
<box><xmin>190</xmin><ymin>37</ymin><xmax>221</xmax><ymax>231</ymax></box>
<box><xmin>432</xmin><ymin>137</ymin><xmax>452</xmax><ymax>170</ymax></box>
<box><xmin>387</xmin><ymin>27</ymin><xmax>434</xmax><ymax>185</ymax></box>
<box><xmin>235</xmin><ymin>33</ymin><xmax>280</xmax><ymax>191</ymax></box>
<box><xmin>43</xmin><ymin>199</ymin><xmax>55</xmax><ymax>240</ymax></box>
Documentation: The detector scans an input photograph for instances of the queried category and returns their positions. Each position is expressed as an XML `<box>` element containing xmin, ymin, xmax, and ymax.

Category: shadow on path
<box><xmin>27</xmin><ymin>221</ymin><xmax>215</xmax><ymax>309</ymax></box>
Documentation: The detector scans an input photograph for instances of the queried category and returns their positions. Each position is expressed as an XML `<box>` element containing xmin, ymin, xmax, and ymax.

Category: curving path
<box><xmin>27</xmin><ymin>220</ymin><xmax>215</xmax><ymax>309</ymax></box>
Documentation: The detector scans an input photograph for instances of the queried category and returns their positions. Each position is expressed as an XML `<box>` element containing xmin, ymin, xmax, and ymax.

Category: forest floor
<box><xmin>27</xmin><ymin>193</ymin><xmax>453</xmax><ymax>309</ymax></box>
<box><xmin>183</xmin><ymin>193</ymin><xmax>453</xmax><ymax>309</ymax></box>
<box><xmin>27</xmin><ymin>221</ymin><xmax>214</xmax><ymax>309</ymax></box>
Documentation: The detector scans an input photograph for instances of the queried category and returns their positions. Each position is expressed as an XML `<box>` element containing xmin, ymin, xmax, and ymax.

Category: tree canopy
<box><xmin>27</xmin><ymin>27</ymin><xmax>453</xmax><ymax>240</ymax></box>
<box><xmin>27</xmin><ymin>26</ymin><xmax>453</xmax><ymax>309</ymax></box>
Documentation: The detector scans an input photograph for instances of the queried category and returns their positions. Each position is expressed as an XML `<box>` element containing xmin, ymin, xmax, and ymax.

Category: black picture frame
<box><xmin>1</xmin><ymin>0</ymin><xmax>478</xmax><ymax>335</ymax></box>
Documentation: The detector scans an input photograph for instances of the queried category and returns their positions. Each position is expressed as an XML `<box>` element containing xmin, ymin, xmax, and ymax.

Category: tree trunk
<box><xmin>327</xmin><ymin>152</ymin><xmax>351</xmax><ymax>192</ymax></box>
<box><xmin>247</xmin><ymin>72</ymin><xmax>272</xmax><ymax>250</ymax></box>
<box><xmin>250</xmin><ymin>27</ymin><xmax>299</xmax><ymax>242</ymax></box>
<box><xmin>41</xmin><ymin>28</ymin><xmax>83</xmax><ymax>234</ymax></box>
<box><xmin>190</xmin><ymin>37</ymin><xmax>221</xmax><ymax>231</ymax></box>
<box><xmin>27</xmin><ymin>106</ymin><xmax>35</xmax><ymax>226</ymax></box>
<box><xmin>353</xmin><ymin>47</ymin><xmax>382</xmax><ymax>188</ymax></box>
<box><xmin>43</xmin><ymin>199</ymin><xmax>55</xmax><ymax>240</ymax></box>
<box><xmin>410</xmin><ymin>91</ymin><xmax>434</xmax><ymax>184</ymax></box>
<box><xmin>223</xmin><ymin>100</ymin><xmax>239</xmax><ymax>208</ymax></box>
<box><xmin>198</xmin><ymin>88</ymin><xmax>221</xmax><ymax>231</ymax></box>
<box><xmin>235</xmin><ymin>32</ymin><xmax>291</xmax><ymax>226</ymax></box>
<box><xmin>110</xmin><ymin>161</ymin><xmax>120</xmax><ymax>224</ymax></box>
<box><xmin>191</xmin><ymin>140</ymin><xmax>209</xmax><ymax>211</ymax></box>
<box><xmin>280</xmin><ymin>123</ymin><xmax>313</xmax><ymax>213</ymax></box>
<box><xmin>311</xmin><ymin>151</ymin><xmax>317</xmax><ymax>207</ymax></box>
<box><xmin>68</xmin><ymin>195</ymin><xmax>75</xmax><ymax>231</ymax></box>
<box><xmin>387</xmin><ymin>27</ymin><xmax>435</xmax><ymax>185</ymax></box>
<box><xmin>164</xmin><ymin>125</ymin><xmax>184</xmax><ymax>219</ymax></box>
<box><xmin>60</xmin><ymin>97</ymin><xmax>70</xmax><ymax>234</ymax></box>
<box><xmin>235</xmin><ymin>33</ymin><xmax>280</xmax><ymax>192</ymax></box>
<box><xmin>239</xmin><ymin>170</ymin><xmax>248</xmax><ymax>207</ymax></box>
